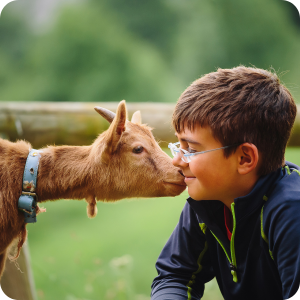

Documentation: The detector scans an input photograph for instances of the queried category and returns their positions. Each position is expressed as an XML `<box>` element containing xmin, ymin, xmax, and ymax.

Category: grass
<box><xmin>28</xmin><ymin>194</ymin><xmax>188</xmax><ymax>300</ymax></box>
<box><xmin>26</xmin><ymin>147</ymin><xmax>300</xmax><ymax>300</ymax></box>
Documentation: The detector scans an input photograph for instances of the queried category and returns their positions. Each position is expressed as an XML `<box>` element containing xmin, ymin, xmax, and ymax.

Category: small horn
<box><xmin>94</xmin><ymin>107</ymin><xmax>116</xmax><ymax>123</ymax></box>
<box><xmin>131</xmin><ymin>110</ymin><xmax>142</xmax><ymax>124</ymax></box>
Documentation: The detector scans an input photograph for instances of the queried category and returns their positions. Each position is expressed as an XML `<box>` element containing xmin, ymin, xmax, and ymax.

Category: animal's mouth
<box><xmin>161</xmin><ymin>180</ymin><xmax>187</xmax><ymax>196</ymax></box>
<box><xmin>163</xmin><ymin>180</ymin><xmax>186</xmax><ymax>187</ymax></box>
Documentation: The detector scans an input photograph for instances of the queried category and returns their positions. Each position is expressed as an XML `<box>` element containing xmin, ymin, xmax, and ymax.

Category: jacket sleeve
<box><xmin>266</xmin><ymin>174</ymin><xmax>300</xmax><ymax>299</ymax></box>
<box><xmin>151</xmin><ymin>202</ymin><xmax>215</xmax><ymax>300</ymax></box>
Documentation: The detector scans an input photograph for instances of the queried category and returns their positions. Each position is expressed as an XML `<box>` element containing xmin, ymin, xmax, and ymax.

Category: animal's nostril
<box><xmin>178</xmin><ymin>169</ymin><xmax>184</xmax><ymax>177</ymax></box>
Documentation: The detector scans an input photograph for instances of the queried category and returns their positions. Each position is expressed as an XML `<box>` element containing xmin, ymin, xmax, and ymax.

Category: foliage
<box><xmin>0</xmin><ymin>3</ymin><xmax>177</xmax><ymax>102</ymax></box>
<box><xmin>0</xmin><ymin>0</ymin><xmax>299</xmax><ymax>102</ymax></box>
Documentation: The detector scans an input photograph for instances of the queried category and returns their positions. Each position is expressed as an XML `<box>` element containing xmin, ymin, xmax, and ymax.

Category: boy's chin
<box><xmin>187</xmin><ymin>188</ymin><xmax>205</xmax><ymax>201</ymax></box>
<box><xmin>187</xmin><ymin>188</ymin><xmax>215</xmax><ymax>201</ymax></box>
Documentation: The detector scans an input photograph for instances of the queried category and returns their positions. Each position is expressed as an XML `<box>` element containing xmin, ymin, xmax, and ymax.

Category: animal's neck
<box><xmin>36</xmin><ymin>145</ymin><xmax>102</xmax><ymax>202</ymax></box>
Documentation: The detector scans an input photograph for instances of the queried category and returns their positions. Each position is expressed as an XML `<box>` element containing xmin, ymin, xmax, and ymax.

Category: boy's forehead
<box><xmin>176</xmin><ymin>123</ymin><xmax>212</xmax><ymax>134</ymax></box>
<box><xmin>175</xmin><ymin>125</ymin><xmax>213</xmax><ymax>143</ymax></box>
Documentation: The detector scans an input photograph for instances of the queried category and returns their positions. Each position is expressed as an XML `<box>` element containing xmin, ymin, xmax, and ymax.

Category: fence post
<box><xmin>1</xmin><ymin>243</ymin><xmax>37</xmax><ymax>300</ymax></box>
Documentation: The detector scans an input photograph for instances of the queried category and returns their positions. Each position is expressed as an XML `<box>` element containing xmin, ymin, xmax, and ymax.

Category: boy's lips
<box><xmin>184</xmin><ymin>176</ymin><xmax>196</xmax><ymax>182</ymax></box>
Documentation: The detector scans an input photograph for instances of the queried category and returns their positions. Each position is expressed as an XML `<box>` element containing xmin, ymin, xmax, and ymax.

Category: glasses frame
<box><xmin>168</xmin><ymin>142</ymin><xmax>239</xmax><ymax>163</ymax></box>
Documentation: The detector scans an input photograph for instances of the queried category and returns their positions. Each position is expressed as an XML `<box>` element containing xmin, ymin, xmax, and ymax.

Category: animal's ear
<box><xmin>131</xmin><ymin>110</ymin><xmax>142</xmax><ymax>124</ymax></box>
<box><xmin>105</xmin><ymin>100</ymin><xmax>127</xmax><ymax>153</ymax></box>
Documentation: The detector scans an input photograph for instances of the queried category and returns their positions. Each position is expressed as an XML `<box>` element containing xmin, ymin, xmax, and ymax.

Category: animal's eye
<box><xmin>133</xmin><ymin>146</ymin><xmax>144</xmax><ymax>154</ymax></box>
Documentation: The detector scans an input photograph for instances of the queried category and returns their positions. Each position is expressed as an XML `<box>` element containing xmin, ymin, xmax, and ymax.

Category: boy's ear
<box><xmin>236</xmin><ymin>143</ymin><xmax>259</xmax><ymax>175</ymax></box>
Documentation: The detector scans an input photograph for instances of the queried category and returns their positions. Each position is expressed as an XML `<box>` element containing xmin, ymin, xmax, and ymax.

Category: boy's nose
<box><xmin>172</xmin><ymin>154</ymin><xmax>189</xmax><ymax>168</ymax></box>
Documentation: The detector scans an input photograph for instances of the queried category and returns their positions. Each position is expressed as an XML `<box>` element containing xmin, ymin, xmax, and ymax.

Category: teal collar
<box><xmin>18</xmin><ymin>149</ymin><xmax>42</xmax><ymax>223</ymax></box>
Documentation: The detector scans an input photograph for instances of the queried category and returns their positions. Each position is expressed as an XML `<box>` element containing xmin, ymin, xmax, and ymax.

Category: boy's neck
<box><xmin>223</xmin><ymin>173</ymin><xmax>260</xmax><ymax>211</ymax></box>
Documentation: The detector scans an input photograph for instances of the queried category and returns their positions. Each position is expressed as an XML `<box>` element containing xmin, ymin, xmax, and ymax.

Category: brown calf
<box><xmin>0</xmin><ymin>100</ymin><xmax>185</xmax><ymax>278</ymax></box>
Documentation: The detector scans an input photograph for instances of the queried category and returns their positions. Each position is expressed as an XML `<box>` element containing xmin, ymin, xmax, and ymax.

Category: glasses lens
<box><xmin>169</xmin><ymin>143</ymin><xmax>190</xmax><ymax>163</ymax></box>
<box><xmin>182</xmin><ymin>155</ymin><xmax>190</xmax><ymax>163</ymax></box>
<box><xmin>169</xmin><ymin>143</ymin><xmax>178</xmax><ymax>157</ymax></box>
<box><xmin>169</xmin><ymin>145</ymin><xmax>175</xmax><ymax>157</ymax></box>
<box><xmin>178</xmin><ymin>149</ymin><xmax>190</xmax><ymax>163</ymax></box>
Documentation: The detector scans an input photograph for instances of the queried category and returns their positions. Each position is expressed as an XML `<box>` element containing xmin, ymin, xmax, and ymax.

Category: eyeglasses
<box><xmin>168</xmin><ymin>142</ymin><xmax>238</xmax><ymax>163</ymax></box>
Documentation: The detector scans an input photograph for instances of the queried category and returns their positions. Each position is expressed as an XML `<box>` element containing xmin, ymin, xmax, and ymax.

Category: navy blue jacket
<box><xmin>151</xmin><ymin>162</ymin><xmax>300</xmax><ymax>300</ymax></box>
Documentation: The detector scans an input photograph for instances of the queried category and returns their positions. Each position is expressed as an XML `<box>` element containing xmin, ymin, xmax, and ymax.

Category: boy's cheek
<box><xmin>189</xmin><ymin>163</ymin><xmax>204</xmax><ymax>178</ymax></box>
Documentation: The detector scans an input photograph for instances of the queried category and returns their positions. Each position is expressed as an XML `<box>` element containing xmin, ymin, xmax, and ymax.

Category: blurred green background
<box><xmin>1</xmin><ymin>0</ymin><xmax>300</xmax><ymax>299</ymax></box>
<box><xmin>0</xmin><ymin>0</ymin><xmax>300</xmax><ymax>103</ymax></box>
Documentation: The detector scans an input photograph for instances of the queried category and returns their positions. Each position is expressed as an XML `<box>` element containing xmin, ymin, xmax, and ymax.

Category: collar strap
<box><xmin>18</xmin><ymin>149</ymin><xmax>41</xmax><ymax>223</ymax></box>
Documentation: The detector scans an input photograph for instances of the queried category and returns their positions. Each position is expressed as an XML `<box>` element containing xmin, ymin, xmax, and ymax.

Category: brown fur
<box><xmin>0</xmin><ymin>101</ymin><xmax>185</xmax><ymax>278</ymax></box>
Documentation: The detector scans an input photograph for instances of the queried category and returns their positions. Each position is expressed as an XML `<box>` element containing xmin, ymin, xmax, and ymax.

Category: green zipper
<box><xmin>210</xmin><ymin>202</ymin><xmax>238</xmax><ymax>283</ymax></box>
<box><xmin>230</xmin><ymin>202</ymin><xmax>238</xmax><ymax>282</ymax></box>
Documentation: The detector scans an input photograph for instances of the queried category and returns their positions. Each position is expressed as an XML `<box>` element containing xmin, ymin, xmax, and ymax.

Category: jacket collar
<box><xmin>232</xmin><ymin>167</ymin><xmax>283</xmax><ymax>224</ymax></box>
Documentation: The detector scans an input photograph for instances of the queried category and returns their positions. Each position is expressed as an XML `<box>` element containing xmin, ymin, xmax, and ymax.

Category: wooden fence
<box><xmin>1</xmin><ymin>102</ymin><xmax>299</xmax><ymax>147</ymax></box>
<box><xmin>0</xmin><ymin>102</ymin><xmax>176</xmax><ymax>148</ymax></box>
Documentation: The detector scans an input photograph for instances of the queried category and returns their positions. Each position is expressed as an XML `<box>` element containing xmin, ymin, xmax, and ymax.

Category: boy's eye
<box><xmin>187</xmin><ymin>147</ymin><xmax>197</xmax><ymax>153</ymax></box>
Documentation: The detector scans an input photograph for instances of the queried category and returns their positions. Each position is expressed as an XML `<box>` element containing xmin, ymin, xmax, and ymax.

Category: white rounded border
<box><xmin>0</xmin><ymin>0</ymin><xmax>17</xmax><ymax>16</ymax></box>
<box><xmin>0</xmin><ymin>0</ymin><xmax>298</xmax><ymax>299</ymax></box>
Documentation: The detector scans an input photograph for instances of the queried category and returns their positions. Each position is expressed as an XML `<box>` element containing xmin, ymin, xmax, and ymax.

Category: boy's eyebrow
<box><xmin>180</xmin><ymin>138</ymin><xmax>201</xmax><ymax>144</ymax></box>
<box><xmin>175</xmin><ymin>134</ymin><xmax>201</xmax><ymax>145</ymax></box>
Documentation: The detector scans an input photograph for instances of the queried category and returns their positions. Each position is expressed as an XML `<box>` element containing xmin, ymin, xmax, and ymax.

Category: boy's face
<box><xmin>174</xmin><ymin>125</ymin><xmax>240</xmax><ymax>204</ymax></box>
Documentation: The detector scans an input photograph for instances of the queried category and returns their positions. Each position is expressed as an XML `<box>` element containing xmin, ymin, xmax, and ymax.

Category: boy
<box><xmin>151</xmin><ymin>66</ymin><xmax>299</xmax><ymax>300</ymax></box>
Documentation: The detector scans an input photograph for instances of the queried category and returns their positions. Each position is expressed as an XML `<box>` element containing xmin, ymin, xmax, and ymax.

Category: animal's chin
<box><xmin>163</xmin><ymin>180</ymin><xmax>186</xmax><ymax>187</ymax></box>
<box><xmin>162</xmin><ymin>181</ymin><xmax>187</xmax><ymax>196</ymax></box>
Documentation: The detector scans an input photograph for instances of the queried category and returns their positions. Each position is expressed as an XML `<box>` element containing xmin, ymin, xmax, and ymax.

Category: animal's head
<box><xmin>91</xmin><ymin>100</ymin><xmax>186</xmax><ymax>201</ymax></box>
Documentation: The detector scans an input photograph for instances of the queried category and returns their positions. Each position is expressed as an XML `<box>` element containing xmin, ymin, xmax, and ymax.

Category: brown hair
<box><xmin>173</xmin><ymin>66</ymin><xmax>297</xmax><ymax>175</ymax></box>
